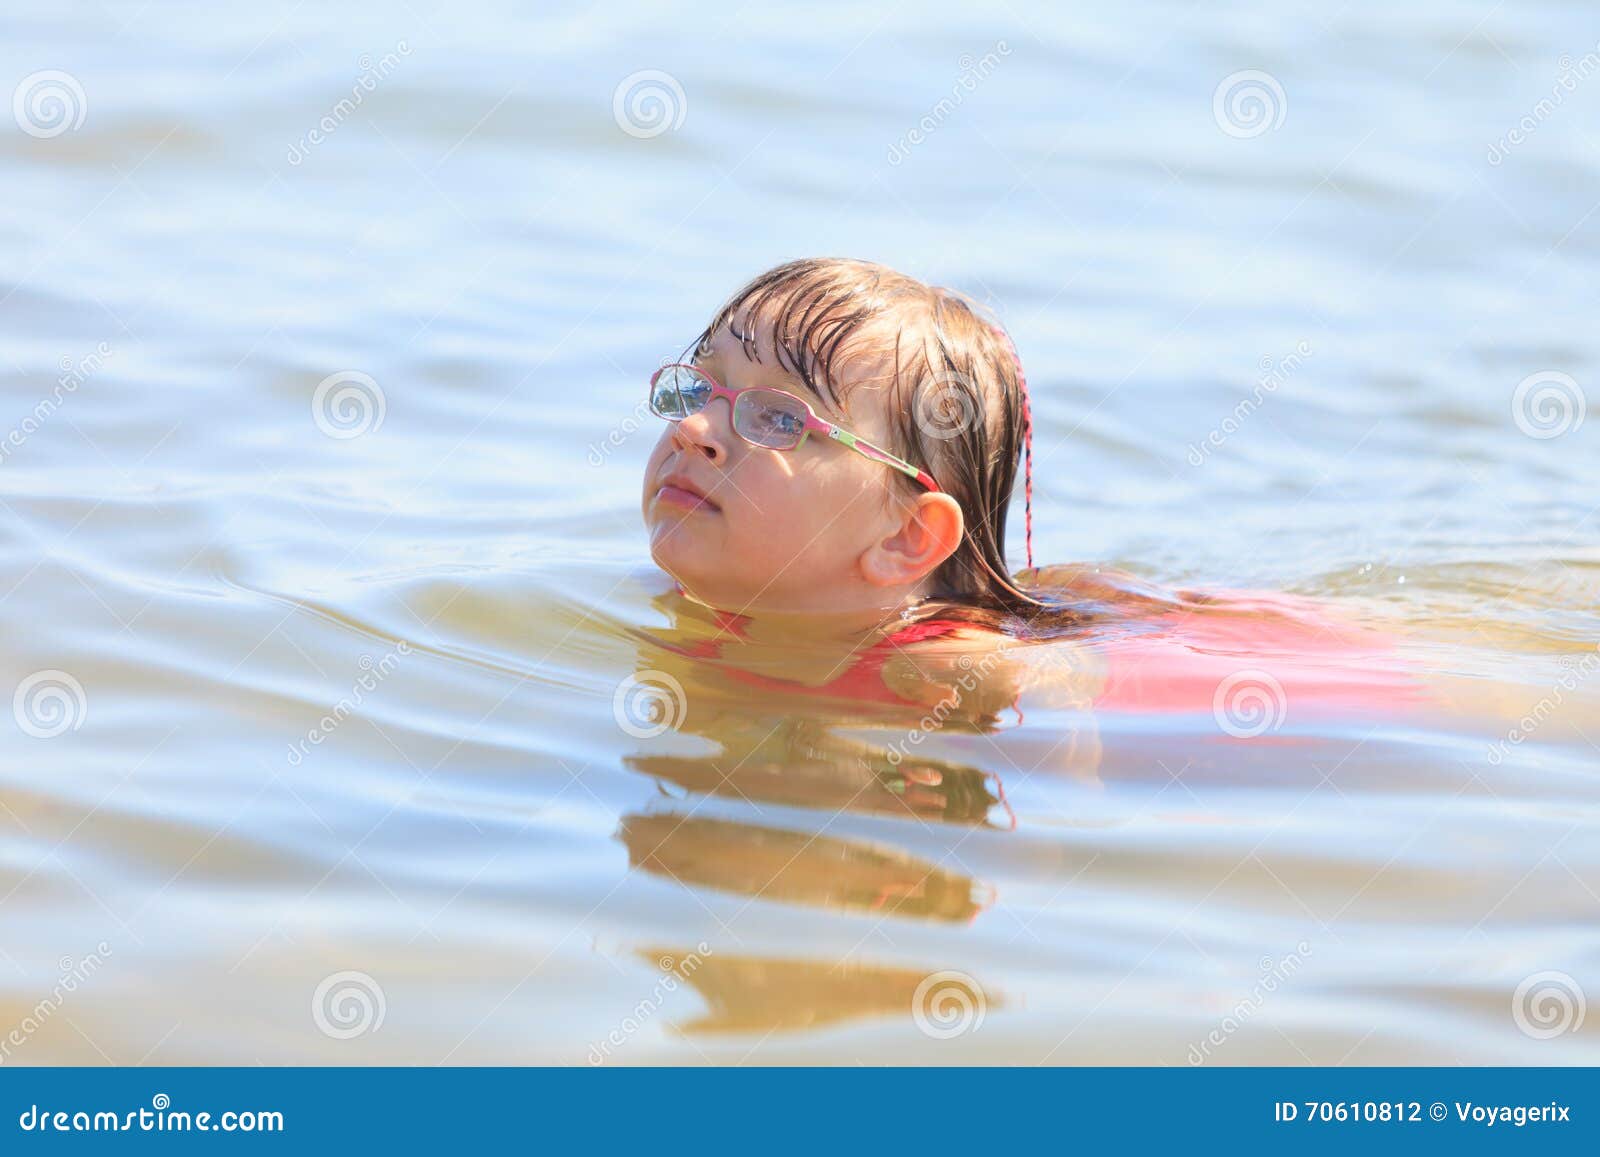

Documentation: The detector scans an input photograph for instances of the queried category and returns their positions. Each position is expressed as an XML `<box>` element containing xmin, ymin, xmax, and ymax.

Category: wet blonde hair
<box><xmin>688</xmin><ymin>257</ymin><xmax>1078</xmax><ymax>634</ymax></box>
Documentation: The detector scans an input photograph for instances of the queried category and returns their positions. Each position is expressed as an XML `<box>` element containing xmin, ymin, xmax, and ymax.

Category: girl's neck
<box><xmin>747</xmin><ymin>603</ymin><xmax>911</xmax><ymax>642</ymax></box>
<box><xmin>675</xmin><ymin>582</ymin><xmax>928</xmax><ymax>644</ymax></box>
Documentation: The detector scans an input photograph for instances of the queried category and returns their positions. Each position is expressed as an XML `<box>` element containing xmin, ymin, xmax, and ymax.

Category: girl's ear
<box><xmin>859</xmin><ymin>492</ymin><xmax>964</xmax><ymax>588</ymax></box>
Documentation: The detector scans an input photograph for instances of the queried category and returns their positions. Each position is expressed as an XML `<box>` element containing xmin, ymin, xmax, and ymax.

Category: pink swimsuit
<box><xmin>659</xmin><ymin>589</ymin><xmax>1430</xmax><ymax>718</ymax></box>
<box><xmin>1091</xmin><ymin>594</ymin><xmax>1432</xmax><ymax>718</ymax></box>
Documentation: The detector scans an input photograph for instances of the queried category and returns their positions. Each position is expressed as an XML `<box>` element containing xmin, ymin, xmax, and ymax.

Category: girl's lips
<box><xmin>655</xmin><ymin>483</ymin><xmax>721</xmax><ymax>513</ymax></box>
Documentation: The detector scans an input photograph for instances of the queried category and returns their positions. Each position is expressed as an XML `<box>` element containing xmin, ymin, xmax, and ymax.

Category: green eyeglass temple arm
<box><xmin>824</xmin><ymin>427</ymin><xmax>942</xmax><ymax>493</ymax></box>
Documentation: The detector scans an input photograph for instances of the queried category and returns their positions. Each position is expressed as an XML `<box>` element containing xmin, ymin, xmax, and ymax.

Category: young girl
<box><xmin>642</xmin><ymin>257</ymin><xmax>1062</xmax><ymax>636</ymax></box>
<box><xmin>639</xmin><ymin>257</ymin><xmax>1432</xmax><ymax>722</ymax></box>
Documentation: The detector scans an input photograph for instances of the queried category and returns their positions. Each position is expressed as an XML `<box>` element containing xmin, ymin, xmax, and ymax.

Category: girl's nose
<box><xmin>671</xmin><ymin>399</ymin><xmax>731</xmax><ymax>465</ymax></box>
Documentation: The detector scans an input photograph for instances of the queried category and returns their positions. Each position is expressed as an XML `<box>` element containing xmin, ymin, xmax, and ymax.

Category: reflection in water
<box><xmin>626</xmin><ymin>720</ymin><xmax>1012</xmax><ymax>827</ymax></box>
<box><xmin>6</xmin><ymin>0</ymin><xmax>1600</xmax><ymax>1065</ymax></box>
<box><xmin>615</xmin><ymin>588</ymin><xmax>1039</xmax><ymax>935</ymax></box>
<box><xmin>607</xmin><ymin>572</ymin><xmax>1592</xmax><ymax>1052</ymax></box>
<box><xmin>606</xmin><ymin>590</ymin><xmax>1080</xmax><ymax>1040</ymax></box>
<box><xmin>645</xmin><ymin>948</ymin><xmax>997</xmax><ymax>1037</ymax></box>
<box><xmin>611</xmin><ymin>579</ymin><xmax>1457</xmax><ymax>939</ymax></box>
<box><xmin>621</xmin><ymin>813</ymin><xmax>993</xmax><ymax>923</ymax></box>
<box><xmin>611</xmin><ymin>582</ymin><xmax>1040</xmax><ymax>1034</ymax></box>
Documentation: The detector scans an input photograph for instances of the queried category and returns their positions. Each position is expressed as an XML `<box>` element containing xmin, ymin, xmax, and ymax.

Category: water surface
<box><xmin>1</xmin><ymin>0</ymin><xmax>1597</xmax><ymax>1064</ymax></box>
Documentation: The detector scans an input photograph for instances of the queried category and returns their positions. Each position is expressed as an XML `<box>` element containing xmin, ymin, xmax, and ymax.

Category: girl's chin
<box><xmin>647</xmin><ymin>514</ymin><xmax>708</xmax><ymax>552</ymax></box>
<box><xmin>648</xmin><ymin>527</ymin><xmax>711</xmax><ymax>579</ymax></box>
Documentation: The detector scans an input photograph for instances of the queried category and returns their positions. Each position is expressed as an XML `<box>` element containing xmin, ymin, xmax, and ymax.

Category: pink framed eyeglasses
<box><xmin>648</xmin><ymin>363</ymin><xmax>941</xmax><ymax>492</ymax></box>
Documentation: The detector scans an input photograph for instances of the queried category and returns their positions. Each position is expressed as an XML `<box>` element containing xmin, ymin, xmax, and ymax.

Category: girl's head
<box><xmin>642</xmin><ymin>257</ymin><xmax>1057</xmax><ymax>628</ymax></box>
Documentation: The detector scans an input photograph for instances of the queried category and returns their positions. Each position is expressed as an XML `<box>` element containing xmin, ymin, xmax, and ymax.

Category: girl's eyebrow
<box><xmin>694</xmin><ymin>350</ymin><xmax>814</xmax><ymax>403</ymax></box>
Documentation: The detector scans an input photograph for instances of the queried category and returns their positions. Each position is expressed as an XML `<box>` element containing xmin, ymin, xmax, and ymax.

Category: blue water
<box><xmin>0</xmin><ymin>0</ymin><xmax>1596</xmax><ymax>1064</ymax></box>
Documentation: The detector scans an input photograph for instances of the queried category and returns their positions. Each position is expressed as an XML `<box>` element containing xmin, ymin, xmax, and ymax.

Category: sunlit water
<box><xmin>2</xmin><ymin>1</ymin><xmax>1597</xmax><ymax>1065</ymax></box>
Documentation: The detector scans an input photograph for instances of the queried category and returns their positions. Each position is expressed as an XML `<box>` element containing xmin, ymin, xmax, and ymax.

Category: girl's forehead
<box><xmin>700</xmin><ymin>314</ymin><xmax>903</xmax><ymax>425</ymax></box>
